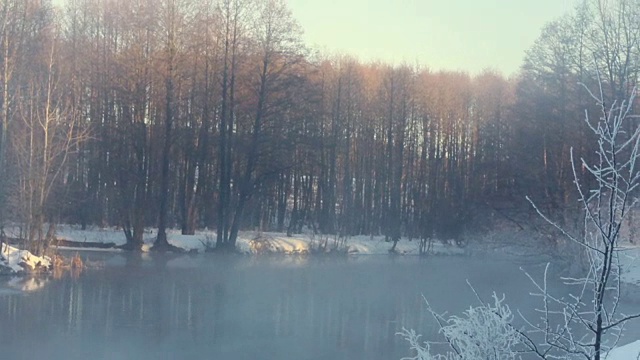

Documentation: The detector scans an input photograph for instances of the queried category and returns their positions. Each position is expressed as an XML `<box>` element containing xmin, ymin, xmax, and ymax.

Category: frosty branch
<box><xmin>519</xmin><ymin>80</ymin><xmax>640</xmax><ymax>360</ymax></box>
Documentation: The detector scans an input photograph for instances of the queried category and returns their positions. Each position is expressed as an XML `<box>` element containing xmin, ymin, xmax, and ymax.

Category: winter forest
<box><xmin>2</xmin><ymin>0</ymin><xmax>635</xmax><ymax>251</ymax></box>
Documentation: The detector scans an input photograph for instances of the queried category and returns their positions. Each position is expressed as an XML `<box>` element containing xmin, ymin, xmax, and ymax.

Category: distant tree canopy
<box><xmin>0</xmin><ymin>0</ymin><xmax>638</xmax><ymax>250</ymax></box>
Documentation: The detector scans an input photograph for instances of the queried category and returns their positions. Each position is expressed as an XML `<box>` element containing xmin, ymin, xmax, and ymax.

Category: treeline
<box><xmin>0</xmin><ymin>0</ymin><xmax>638</xmax><ymax>251</ymax></box>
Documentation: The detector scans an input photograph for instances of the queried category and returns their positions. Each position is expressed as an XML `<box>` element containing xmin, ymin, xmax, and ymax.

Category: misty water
<box><xmin>0</xmin><ymin>253</ymin><xmax>639</xmax><ymax>360</ymax></box>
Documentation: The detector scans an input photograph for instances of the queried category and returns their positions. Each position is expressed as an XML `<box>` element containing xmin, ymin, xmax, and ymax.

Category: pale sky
<box><xmin>288</xmin><ymin>0</ymin><xmax>576</xmax><ymax>75</ymax></box>
<box><xmin>51</xmin><ymin>0</ymin><xmax>575</xmax><ymax>76</ymax></box>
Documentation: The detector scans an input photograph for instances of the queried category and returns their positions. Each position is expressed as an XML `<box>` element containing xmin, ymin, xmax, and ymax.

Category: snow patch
<box><xmin>0</xmin><ymin>243</ymin><xmax>52</xmax><ymax>275</ymax></box>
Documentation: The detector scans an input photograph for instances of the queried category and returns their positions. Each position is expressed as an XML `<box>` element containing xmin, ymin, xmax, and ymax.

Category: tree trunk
<box><xmin>154</xmin><ymin>72</ymin><xmax>174</xmax><ymax>251</ymax></box>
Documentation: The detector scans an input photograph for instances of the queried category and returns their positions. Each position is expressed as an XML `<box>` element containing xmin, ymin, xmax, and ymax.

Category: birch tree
<box><xmin>12</xmin><ymin>17</ymin><xmax>87</xmax><ymax>255</ymax></box>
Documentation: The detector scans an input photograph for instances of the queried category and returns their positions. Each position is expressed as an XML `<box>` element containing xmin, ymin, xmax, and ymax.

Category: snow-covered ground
<box><xmin>4</xmin><ymin>225</ymin><xmax>465</xmax><ymax>256</ymax></box>
<box><xmin>608</xmin><ymin>340</ymin><xmax>640</xmax><ymax>360</ymax></box>
<box><xmin>0</xmin><ymin>243</ymin><xmax>52</xmax><ymax>275</ymax></box>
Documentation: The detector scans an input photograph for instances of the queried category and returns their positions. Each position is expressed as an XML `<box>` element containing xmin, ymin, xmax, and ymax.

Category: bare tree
<box><xmin>153</xmin><ymin>0</ymin><xmax>195</xmax><ymax>251</ymax></box>
<box><xmin>12</xmin><ymin>24</ymin><xmax>87</xmax><ymax>255</ymax></box>
<box><xmin>225</xmin><ymin>0</ymin><xmax>303</xmax><ymax>249</ymax></box>
<box><xmin>0</xmin><ymin>0</ymin><xmax>40</xmax><ymax>229</ymax></box>
<box><xmin>215</xmin><ymin>0</ymin><xmax>249</xmax><ymax>249</ymax></box>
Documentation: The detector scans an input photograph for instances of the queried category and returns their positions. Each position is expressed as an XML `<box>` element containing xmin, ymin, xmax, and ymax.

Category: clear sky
<box><xmin>288</xmin><ymin>0</ymin><xmax>576</xmax><ymax>75</ymax></box>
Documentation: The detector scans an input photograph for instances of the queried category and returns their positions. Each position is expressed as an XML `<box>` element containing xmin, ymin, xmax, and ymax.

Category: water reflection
<box><xmin>6</xmin><ymin>276</ymin><xmax>49</xmax><ymax>292</ymax></box>
<box><xmin>0</xmin><ymin>254</ymin><xmax>635</xmax><ymax>360</ymax></box>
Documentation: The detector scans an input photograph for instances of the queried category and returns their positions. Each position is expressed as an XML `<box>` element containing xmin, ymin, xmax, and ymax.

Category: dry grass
<box><xmin>249</xmin><ymin>233</ymin><xmax>276</xmax><ymax>255</ymax></box>
<box><xmin>52</xmin><ymin>254</ymin><xmax>65</xmax><ymax>269</ymax></box>
<box><xmin>71</xmin><ymin>253</ymin><xmax>84</xmax><ymax>269</ymax></box>
<box><xmin>51</xmin><ymin>252</ymin><xmax>91</xmax><ymax>279</ymax></box>
<box><xmin>308</xmin><ymin>234</ymin><xmax>349</xmax><ymax>256</ymax></box>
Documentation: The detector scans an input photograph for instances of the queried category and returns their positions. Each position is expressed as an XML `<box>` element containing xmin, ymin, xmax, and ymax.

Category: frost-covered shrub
<box><xmin>401</xmin><ymin>328</ymin><xmax>455</xmax><ymax>360</ymax></box>
<box><xmin>400</xmin><ymin>292</ymin><xmax>524</xmax><ymax>360</ymax></box>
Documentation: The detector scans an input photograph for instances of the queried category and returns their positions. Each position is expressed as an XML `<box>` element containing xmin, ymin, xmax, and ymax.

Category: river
<box><xmin>0</xmin><ymin>253</ymin><xmax>638</xmax><ymax>360</ymax></box>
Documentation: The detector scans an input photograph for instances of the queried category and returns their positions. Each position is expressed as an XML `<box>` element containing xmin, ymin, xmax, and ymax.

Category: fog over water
<box><xmin>0</xmin><ymin>253</ymin><xmax>638</xmax><ymax>360</ymax></box>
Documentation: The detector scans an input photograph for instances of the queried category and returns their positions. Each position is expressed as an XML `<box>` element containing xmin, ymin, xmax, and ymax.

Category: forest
<box><xmin>0</xmin><ymin>0</ymin><xmax>638</xmax><ymax>252</ymax></box>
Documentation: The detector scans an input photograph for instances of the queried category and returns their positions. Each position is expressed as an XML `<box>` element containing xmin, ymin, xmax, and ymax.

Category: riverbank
<box><xmin>8</xmin><ymin>225</ymin><xmax>466</xmax><ymax>256</ymax></box>
<box><xmin>5</xmin><ymin>225</ymin><xmax>640</xmax><ymax>289</ymax></box>
<box><xmin>46</xmin><ymin>226</ymin><xmax>640</xmax><ymax>290</ymax></box>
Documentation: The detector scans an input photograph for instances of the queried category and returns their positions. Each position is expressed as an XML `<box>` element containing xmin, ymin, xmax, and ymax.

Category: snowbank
<box><xmin>0</xmin><ymin>243</ymin><xmax>52</xmax><ymax>275</ymax></box>
<box><xmin>608</xmin><ymin>340</ymin><xmax>640</xmax><ymax>360</ymax></box>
